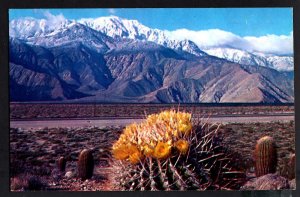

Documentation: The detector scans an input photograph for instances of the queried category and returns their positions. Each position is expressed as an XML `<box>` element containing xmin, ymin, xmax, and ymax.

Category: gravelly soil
<box><xmin>10</xmin><ymin>103</ymin><xmax>294</xmax><ymax>120</ymax></box>
<box><xmin>10</xmin><ymin>120</ymin><xmax>295</xmax><ymax>191</ymax></box>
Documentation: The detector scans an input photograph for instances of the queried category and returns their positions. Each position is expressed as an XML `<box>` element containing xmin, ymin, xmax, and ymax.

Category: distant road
<box><xmin>10</xmin><ymin>113</ymin><xmax>294</xmax><ymax>129</ymax></box>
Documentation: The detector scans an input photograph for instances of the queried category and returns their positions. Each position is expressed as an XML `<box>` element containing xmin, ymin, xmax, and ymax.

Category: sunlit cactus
<box><xmin>111</xmin><ymin>109</ymin><xmax>246</xmax><ymax>190</ymax></box>
<box><xmin>254</xmin><ymin>136</ymin><xmax>277</xmax><ymax>177</ymax></box>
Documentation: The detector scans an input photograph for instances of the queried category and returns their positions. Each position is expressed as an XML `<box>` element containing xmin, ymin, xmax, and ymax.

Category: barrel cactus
<box><xmin>254</xmin><ymin>136</ymin><xmax>277</xmax><ymax>177</ymax></box>
<box><xmin>111</xmin><ymin>110</ymin><xmax>246</xmax><ymax>190</ymax></box>
<box><xmin>77</xmin><ymin>149</ymin><xmax>94</xmax><ymax>180</ymax></box>
<box><xmin>57</xmin><ymin>156</ymin><xmax>67</xmax><ymax>172</ymax></box>
<box><xmin>288</xmin><ymin>153</ymin><xmax>296</xmax><ymax>180</ymax></box>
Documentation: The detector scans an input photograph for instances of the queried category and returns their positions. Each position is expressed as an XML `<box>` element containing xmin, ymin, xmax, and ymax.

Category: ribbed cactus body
<box><xmin>288</xmin><ymin>153</ymin><xmax>295</xmax><ymax>180</ymax></box>
<box><xmin>111</xmin><ymin>110</ymin><xmax>246</xmax><ymax>190</ymax></box>
<box><xmin>57</xmin><ymin>156</ymin><xmax>66</xmax><ymax>172</ymax></box>
<box><xmin>77</xmin><ymin>149</ymin><xmax>94</xmax><ymax>180</ymax></box>
<box><xmin>254</xmin><ymin>136</ymin><xmax>277</xmax><ymax>177</ymax></box>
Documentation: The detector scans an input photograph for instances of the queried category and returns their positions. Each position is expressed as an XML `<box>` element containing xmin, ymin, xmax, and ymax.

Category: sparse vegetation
<box><xmin>9</xmin><ymin>105</ymin><xmax>295</xmax><ymax>191</ymax></box>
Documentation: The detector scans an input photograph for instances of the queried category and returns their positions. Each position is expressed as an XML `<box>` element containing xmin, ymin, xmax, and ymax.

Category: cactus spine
<box><xmin>77</xmin><ymin>149</ymin><xmax>94</xmax><ymax>180</ymax></box>
<box><xmin>111</xmin><ymin>110</ymin><xmax>246</xmax><ymax>190</ymax></box>
<box><xmin>254</xmin><ymin>136</ymin><xmax>277</xmax><ymax>177</ymax></box>
<box><xmin>57</xmin><ymin>156</ymin><xmax>67</xmax><ymax>172</ymax></box>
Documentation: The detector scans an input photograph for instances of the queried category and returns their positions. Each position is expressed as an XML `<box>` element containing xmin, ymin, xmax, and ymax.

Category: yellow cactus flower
<box><xmin>112</xmin><ymin>110</ymin><xmax>193</xmax><ymax>162</ymax></box>
<box><xmin>174</xmin><ymin>139</ymin><xmax>189</xmax><ymax>154</ymax></box>
<box><xmin>127</xmin><ymin>144</ymin><xmax>139</xmax><ymax>153</ymax></box>
<box><xmin>128</xmin><ymin>150</ymin><xmax>143</xmax><ymax>164</ymax></box>
<box><xmin>112</xmin><ymin>146</ymin><xmax>130</xmax><ymax>160</ymax></box>
<box><xmin>178</xmin><ymin>123</ymin><xmax>192</xmax><ymax>136</ymax></box>
<box><xmin>142</xmin><ymin>145</ymin><xmax>154</xmax><ymax>157</ymax></box>
<box><xmin>153</xmin><ymin>141</ymin><xmax>172</xmax><ymax>159</ymax></box>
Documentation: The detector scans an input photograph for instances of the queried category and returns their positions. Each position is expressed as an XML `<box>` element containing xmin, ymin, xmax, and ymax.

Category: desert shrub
<box><xmin>11</xmin><ymin>174</ymin><xmax>46</xmax><ymax>191</ymax></box>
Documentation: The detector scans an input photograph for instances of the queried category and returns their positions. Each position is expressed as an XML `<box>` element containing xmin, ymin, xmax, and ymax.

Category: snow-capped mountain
<box><xmin>78</xmin><ymin>16</ymin><xmax>161</xmax><ymax>41</ymax></box>
<box><xmin>9</xmin><ymin>17</ymin><xmax>72</xmax><ymax>39</ymax></box>
<box><xmin>204</xmin><ymin>47</ymin><xmax>293</xmax><ymax>71</ymax></box>
<box><xmin>78</xmin><ymin>16</ymin><xmax>293</xmax><ymax>71</ymax></box>
<box><xmin>9</xmin><ymin>15</ymin><xmax>293</xmax><ymax>71</ymax></box>
<box><xmin>267</xmin><ymin>56</ymin><xmax>293</xmax><ymax>71</ymax></box>
<box><xmin>254</xmin><ymin>53</ymin><xmax>294</xmax><ymax>71</ymax></box>
<box><xmin>78</xmin><ymin>16</ymin><xmax>208</xmax><ymax>57</ymax></box>
<box><xmin>26</xmin><ymin>23</ymin><xmax>116</xmax><ymax>53</ymax></box>
<box><xmin>9</xmin><ymin>15</ymin><xmax>294</xmax><ymax>103</ymax></box>
<box><xmin>9</xmin><ymin>16</ymin><xmax>207</xmax><ymax>57</ymax></box>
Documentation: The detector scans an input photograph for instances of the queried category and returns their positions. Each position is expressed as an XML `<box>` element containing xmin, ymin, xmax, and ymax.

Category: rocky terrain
<box><xmin>10</xmin><ymin>126</ymin><xmax>121</xmax><ymax>191</ymax></box>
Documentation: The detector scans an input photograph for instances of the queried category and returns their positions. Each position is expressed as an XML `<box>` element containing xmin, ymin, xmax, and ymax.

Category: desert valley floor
<box><xmin>9</xmin><ymin>104</ymin><xmax>295</xmax><ymax>191</ymax></box>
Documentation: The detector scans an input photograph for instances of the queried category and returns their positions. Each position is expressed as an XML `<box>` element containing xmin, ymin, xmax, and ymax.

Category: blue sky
<box><xmin>9</xmin><ymin>8</ymin><xmax>293</xmax><ymax>37</ymax></box>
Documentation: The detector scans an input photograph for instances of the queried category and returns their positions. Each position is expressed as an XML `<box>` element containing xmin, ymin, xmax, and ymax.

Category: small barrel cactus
<box><xmin>57</xmin><ymin>156</ymin><xmax>67</xmax><ymax>172</ymax></box>
<box><xmin>111</xmin><ymin>110</ymin><xmax>246</xmax><ymax>190</ymax></box>
<box><xmin>288</xmin><ymin>153</ymin><xmax>295</xmax><ymax>180</ymax></box>
<box><xmin>77</xmin><ymin>149</ymin><xmax>94</xmax><ymax>180</ymax></box>
<box><xmin>254</xmin><ymin>136</ymin><xmax>277</xmax><ymax>177</ymax></box>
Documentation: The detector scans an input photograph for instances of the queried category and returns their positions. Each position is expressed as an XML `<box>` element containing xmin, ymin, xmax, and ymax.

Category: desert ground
<box><xmin>9</xmin><ymin>104</ymin><xmax>295</xmax><ymax>191</ymax></box>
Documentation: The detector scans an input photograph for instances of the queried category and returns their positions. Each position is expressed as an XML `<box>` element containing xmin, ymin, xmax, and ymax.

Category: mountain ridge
<box><xmin>9</xmin><ymin>16</ymin><xmax>294</xmax><ymax>103</ymax></box>
<box><xmin>9</xmin><ymin>16</ymin><xmax>293</xmax><ymax>71</ymax></box>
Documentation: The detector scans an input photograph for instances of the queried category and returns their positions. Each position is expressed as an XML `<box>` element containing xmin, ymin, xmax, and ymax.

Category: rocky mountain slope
<box><xmin>9</xmin><ymin>17</ymin><xmax>294</xmax><ymax>103</ymax></box>
<box><xmin>10</xmin><ymin>16</ymin><xmax>293</xmax><ymax>71</ymax></box>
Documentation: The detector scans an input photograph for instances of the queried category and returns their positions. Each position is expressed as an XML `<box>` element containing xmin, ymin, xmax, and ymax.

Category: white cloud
<box><xmin>108</xmin><ymin>9</ymin><xmax>116</xmax><ymax>15</ymax></box>
<box><xmin>43</xmin><ymin>10</ymin><xmax>67</xmax><ymax>28</ymax></box>
<box><xmin>244</xmin><ymin>32</ymin><xmax>293</xmax><ymax>55</ymax></box>
<box><xmin>166</xmin><ymin>28</ymin><xmax>293</xmax><ymax>55</ymax></box>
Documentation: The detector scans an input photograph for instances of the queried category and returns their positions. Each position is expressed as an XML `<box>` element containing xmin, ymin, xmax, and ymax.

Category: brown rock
<box><xmin>65</xmin><ymin>171</ymin><xmax>75</xmax><ymax>179</ymax></box>
<box><xmin>241</xmin><ymin>174</ymin><xmax>290</xmax><ymax>190</ymax></box>
<box><xmin>289</xmin><ymin>179</ymin><xmax>296</xmax><ymax>190</ymax></box>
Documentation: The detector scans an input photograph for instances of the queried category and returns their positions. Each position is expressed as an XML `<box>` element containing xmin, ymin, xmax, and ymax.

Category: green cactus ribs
<box><xmin>111</xmin><ymin>110</ymin><xmax>246</xmax><ymax>190</ymax></box>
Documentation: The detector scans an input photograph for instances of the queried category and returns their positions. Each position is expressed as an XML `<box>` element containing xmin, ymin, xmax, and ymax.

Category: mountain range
<box><xmin>9</xmin><ymin>16</ymin><xmax>294</xmax><ymax>103</ymax></box>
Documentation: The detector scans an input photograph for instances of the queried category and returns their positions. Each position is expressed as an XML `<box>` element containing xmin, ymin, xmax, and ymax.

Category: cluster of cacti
<box><xmin>111</xmin><ymin>109</ymin><xmax>246</xmax><ymax>190</ymax></box>
<box><xmin>57</xmin><ymin>156</ymin><xmax>67</xmax><ymax>172</ymax></box>
<box><xmin>77</xmin><ymin>149</ymin><xmax>94</xmax><ymax>180</ymax></box>
<box><xmin>254</xmin><ymin>136</ymin><xmax>277</xmax><ymax>177</ymax></box>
